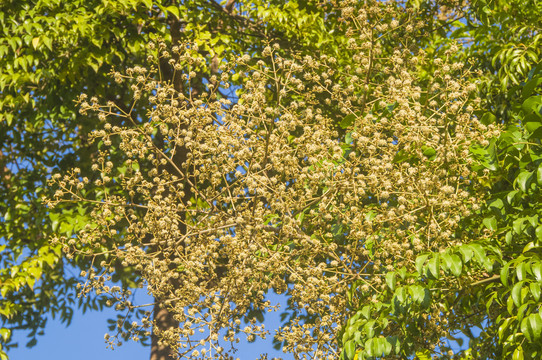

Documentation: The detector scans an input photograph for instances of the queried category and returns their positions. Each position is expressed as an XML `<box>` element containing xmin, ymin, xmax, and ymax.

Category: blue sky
<box><xmin>8</xmin><ymin>291</ymin><xmax>291</xmax><ymax>360</ymax></box>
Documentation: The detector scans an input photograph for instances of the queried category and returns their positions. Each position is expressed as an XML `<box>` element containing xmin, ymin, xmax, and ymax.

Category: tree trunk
<box><xmin>150</xmin><ymin>303</ymin><xmax>179</xmax><ymax>360</ymax></box>
<box><xmin>149</xmin><ymin>10</ymin><xmax>185</xmax><ymax>360</ymax></box>
<box><xmin>148</xmin><ymin>3</ymin><xmax>237</xmax><ymax>358</ymax></box>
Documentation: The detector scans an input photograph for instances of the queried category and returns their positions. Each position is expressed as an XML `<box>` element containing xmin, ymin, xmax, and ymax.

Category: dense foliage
<box><xmin>0</xmin><ymin>0</ymin><xmax>341</xmax><ymax>358</ymax></box>
<box><xmin>341</xmin><ymin>1</ymin><xmax>542</xmax><ymax>359</ymax></box>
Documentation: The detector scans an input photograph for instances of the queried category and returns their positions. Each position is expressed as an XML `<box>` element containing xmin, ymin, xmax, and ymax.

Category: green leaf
<box><xmin>364</xmin><ymin>320</ymin><xmax>375</xmax><ymax>339</ymax></box>
<box><xmin>522</xmin><ymin>314</ymin><xmax>542</xmax><ymax>342</ymax></box>
<box><xmin>42</xmin><ymin>36</ymin><xmax>53</xmax><ymax>51</ymax></box>
<box><xmin>416</xmin><ymin>349</ymin><xmax>432</xmax><ymax>360</ymax></box>
<box><xmin>345</xmin><ymin>132</ymin><xmax>353</xmax><ymax>144</ymax></box>
<box><xmin>470</xmin><ymin>243</ymin><xmax>487</xmax><ymax>266</ymax></box>
<box><xmin>530</xmin><ymin>282</ymin><xmax>541</xmax><ymax>301</ymax></box>
<box><xmin>360</xmin><ymin>305</ymin><xmax>371</xmax><ymax>320</ymax></box>
<box><xmin>427</xmin><ymin>254</ymin><xmax>440</xmax><ymax>279</ymax></box>
<box><xmin>409</xmin><ymin>285</ymin><xmax>430</xmax><ymax>307</ymax></box>
<box><xmin>51</xmin><ymin>217</ymin><xmax>59</xmax><ymax>232</ymax></box>
<box><xmin>340</xmin><ymin>113</ymin><xmax>356</xmax><ymax>129</ymax></box>
<box><xmin>525</xmin><ymin>121</ymin><xmax>542</xmax><ymax>133</ymax></box>
<box><xmin>166</xmin><ymin>6</ymin><xmax>180</xmax><ymax>19</ymax></box>
<box><xmin>344</xmin><ymin>340</ymin><xmax>356</xmax><ymax>360</ymax></box>
<box><xmin>379</xmin><ymin>337</ymin><xmax>392</xmax><ymax>356</ymax></box>
<box><xmin>397</xmin><ymin>266</ymin><xmax>407</xmax><ymax>280</ymax></box>
<box><xmin>470</xmin><ymin>143</ymin><xmax>498</xmax><ymax>170</ymax></box>
<box><xmin>488</xmin><ymin>198</ymin><xmax>504</xmax><ymax>211</ymax></box>
<box><xmin>365</xmin><ymin>337</ymin><xmax>390</xmax><ymax>357</ymax></box>
<box><xmin>386</xmin><ymin>336</ymin><xmax>401</xmax><ymax>354</ymax></box>
<box><xmin>506</xmin><ymin>231</ymin><xmax>513</xmax><ymax>245</ymax></box>
<box><xmin>514</xmin><ymin>218</ymin><xmax>527</xmax><ymax>234</ymax></box>
<box><xmin>441</xmin><ymin>253</ymin><xmax>452</xmax><ymax>273</ymax></box>
<box><xmin>392</xmin><ymin>150</ymin><xmax>411</xmax><ymax>164</ymax></box>
<box><xmin>523</xmin><ymin>77</ymin><xmax>542</xmax><ymax>99</ymax></box>
<box><xmin>449</xmin><ymin>254</ymin><xmax>462</xmax><ymax>276</ymax></box>
<box><xmin>512</xmin><ymin>346</ymin><xmax>524</xmax><ymax>360</ymax></box>
<box><xmin>522</xmin><ymin>96</ymin><xmax>542</xmax><ymax>115</ymax></box>
<box><xmin>501</xmin><ymin>262</ymin><xmax>511</xmax><ymax>287</ymax></box>
<box><xmin>483</xmin><ymin>216</ymin><xmax>498</xmax><ymax>231</ymax></box>
<box><xmin>31</xmin><ymin>36</ymin><xmax>39</xmax><ymax>49</ymax></box>
<box><xmin>385</xmin><ymin>272</ymin><xmax>396</xmax><ymax>291</ymax></box>
<box><xmin>523</xmin><ymin>241</ymin><xmax>539</xmax><ymax>253</ymax></box>
<box><xmin>0</xmin><ymin>328</ymin><xmax>10</xmax><ymax>342</ymax></box>
<box><xmin>533</xmin><ymin>262</ymin><xmax>542</xmax><ymax>281</ymax></box>
<box><xmin>142</xmin><ymin>0</ymin><xmax>153</xmax><ymax>9</ymax></box>
<box><xmin>498</xmin><ymin>318</ymin><xmax>513</xmax><ymax>341</ymax></box>
<box><xmin>507</xmin><ymin>190</ymin><xmax>519</xmax><ymax>205</ymax></box>
<box><xmin>516</xmin><ymin>262</ymin><xmax>528</xmax><ymax>281</ymax></box>
<box><xmin>459</xmin><ymin>245</ymin><xmax>474</xmax><ymax>263</ymax></box>
<box><xmin>516</xmin><ymin>171</ymin><xmax>533</xmax><ymax>192</ymax></box>
<box><xmin>416</xmin><ymin>254</ymin><xmax>429</xmax><ymax>274</ymax></box>
<box><xmin>364</xmin><ymin>338</ymin><xmax>376</xmax><ymax>357</ymax></box>
<box><xmin>480</xmin><ymin>112</ymin><xmax>496</xmax><ymax>125</ymax></box>
<box><xmin>421</xmin><ymin>146</ymin><xmax>436</xmax><ymax>160</ymax></box>
<box><xmin>512</xmin><ymin>281</ymin><xmax>525</xmax><ymax>307</ymax></box>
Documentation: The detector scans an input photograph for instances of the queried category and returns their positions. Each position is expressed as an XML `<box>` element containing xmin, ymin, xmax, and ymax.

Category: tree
<box><xmin>49</xmin><ymin>1</ymin><xmax>499</xmax><ymax>359</ymax></box>
<box><xmin>341</xmin><ymin>1</ymin><xmax>542</xmax><ymax>359</ymax></box>
<box><xmin>0</xmin><ymin>1</ymin><xmax>341</xmax><ymax>359</ymax></box>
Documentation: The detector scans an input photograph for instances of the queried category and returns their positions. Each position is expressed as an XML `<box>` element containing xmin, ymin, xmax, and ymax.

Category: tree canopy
<box><xmin>2</xmin><ymin>0</ymin><xmax>542</xmax><ymax>359</ymax></box>
<box><xmin>0</xmin><ymin>0</ymin><xmax>341</xmax><ymax>358</ymax></box>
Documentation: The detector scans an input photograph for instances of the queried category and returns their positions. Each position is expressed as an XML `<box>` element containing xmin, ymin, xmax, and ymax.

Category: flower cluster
<box><xmin>48</xmin><ymin>1</ymin><xmax>496</xmax><ymax>358</ymax></box>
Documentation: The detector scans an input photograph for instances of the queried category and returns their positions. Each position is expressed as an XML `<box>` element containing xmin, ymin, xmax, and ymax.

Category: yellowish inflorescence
<box><xmin>48</xmin><ymin>1</ymin><xmax>497</xmax><ymax>358</ymax></box>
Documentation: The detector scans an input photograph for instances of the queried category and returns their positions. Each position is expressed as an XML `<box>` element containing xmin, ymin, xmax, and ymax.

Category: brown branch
<box><xmin>469</xmin><ymin>274</ymin><xmax>500</xmax><ymax>287</ymax></box>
